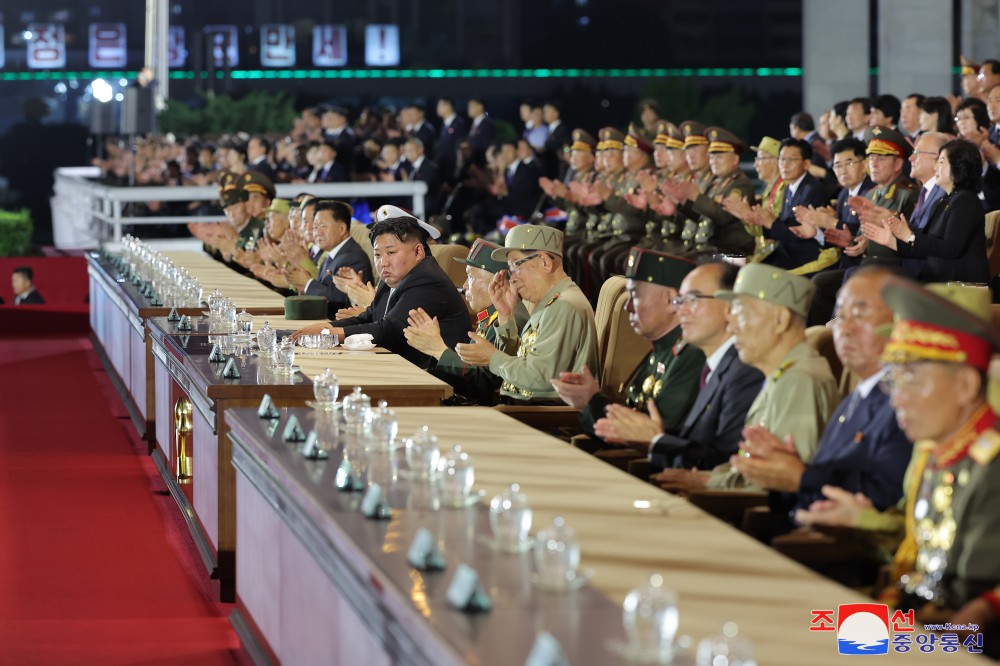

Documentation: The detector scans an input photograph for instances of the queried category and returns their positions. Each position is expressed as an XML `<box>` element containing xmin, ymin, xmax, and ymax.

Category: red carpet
<box><xmin>0</xmin><ymin>336</ymin><xmax>242</xmax><ymax>665</ymax></box>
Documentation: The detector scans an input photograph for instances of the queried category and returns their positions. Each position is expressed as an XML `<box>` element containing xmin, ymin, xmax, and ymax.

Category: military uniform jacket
<box><xmin>602</xmin><ymin>168</ymin><xmax>649</xmax><ymax>238</ymax></box>
<box><xmin>707</xmin><ymin>340</ymin><xmax>839</xmax><ymax>488</ymax></box>
<box><xmin>579</xmin><ymin>326</ymin><xmax>705</xmax><ymax>441</ymax></box>
<box><xmin>589</xmin><ymin>170</ymin><xmax>626</xmax><ymax>239</ymax></box>
<box><xmin>864</xmin><ymin>174</ymin><xmax>918</xmax><ymax>262</ymax></box>
<box><xmin>236</xmin><ymin>216</ymin><xmax>267</xmax><ymax>253</ymax></box>
<box><xmin>434</xmin><ymin>302</ymin><xmax>530</xmax><ymax>404</ymax></box>
<box><xmin>688</xmin><ymin>168</ymin><xmax>756</xmax><ymax>253</ymax></box>
<box><xmin>900</xmin><ymin>406</ymin><xmax>1000</xmax><ymax>610</ymax></box>
<box><xmin>489</xmin><ymin>277</ymin><xmax>599</xmax><ymax>401</ymax></box>
<box><xmin>552</xmin><ymin>168</ymin><xmax>597</xmax><ymax>237</ymax></box>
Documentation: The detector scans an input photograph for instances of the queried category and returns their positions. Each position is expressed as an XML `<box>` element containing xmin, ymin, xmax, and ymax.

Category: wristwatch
<box><xmin>904</xmin><ymin>232</ymin><xmax>916</xmax><ymax>245</ymax></box>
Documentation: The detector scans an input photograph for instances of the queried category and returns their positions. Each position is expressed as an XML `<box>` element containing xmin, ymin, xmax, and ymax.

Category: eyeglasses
<box><xmin>508</xmin><ymin>253</ymin><xmax>540</xmax><ymax>273</ymax></box>
<box><xmin>754</xmin><ymin>155</ymin><xmax>776</xmax><ymax>162</ymax></box>
<box><xmin>832</xmin><ymin>159</ymin><xmax>862</xmax><ymax>170</ymax></box>
<box><xmin>777</xmin><ymin>157</ymin><xmax>803</xmax><ymax>164</ymax></box>
<box><xmin>670</xmin><ymin>294</ymin><xmax>717</xmax><ymax>309</ymax></box>
<box><xmin>879</xmin><ymin>366</ymin><xmax>935</xmax><ymax>398</ymax></box>
<box><xmin>911</xmin><ymin>150</ymin><xmax>938</xmax><ymax>157</ymax></box>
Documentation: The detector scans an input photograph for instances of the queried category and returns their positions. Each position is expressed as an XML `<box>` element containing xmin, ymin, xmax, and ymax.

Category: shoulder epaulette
<box><xmin>969</xmin><ymin>429</ymin><xmax>1000</xmax><ymax>465</ymax></box>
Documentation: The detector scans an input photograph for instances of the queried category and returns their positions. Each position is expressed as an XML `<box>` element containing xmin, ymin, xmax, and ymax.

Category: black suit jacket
<box><xmin>14</xmin><ymin>289</ymin><xmax>45</xmax><ymax>305</ymax></box>
<box><xmin>303</xmin><ymin>238</ymin><xmax>373</xmax><ymax>315</ymax></box>
<box><xmin>982</xmin><ymin>164</ymin><xmax>1000</xmax><ymax>213</ymax></box>
<box><xmin>332</xmin><ymin>256</ymin><xmax>471</xmax><ymax>369</ymax></box>
<box><xmin>324</xmin><ymin>128</ymin><xmax>356</xmax><ymax>159</ymax></box>
<box><xmin>896</xmin><ymin>189</ymin><xmax>990</xmax><ymax>283</ymax></box>
<box><xmin>503</xmin><ymin>159</ymin><xmax>543</xmax><ymax>218</ymax></box>
<box><xmin>794</xmin><ymin>384</ymin><xmax>911</xmax><ymax>512</ymax></box>
<box><xmin>468</xmin><ymin>116</ymin><xmax>496</xmax><ymax>158</ymax></box>
<box><xmin>764</xmin><ymin>173</ymin><xmax>831</xmax><ymax>270</ymax></box>
<box><xmin>650</xmin><ymin>345</ymin><xmax>763</xmax><ymax>471</ymax></box>
<box><xmin>311</xmin><ymin>160</ymin><xmax>348</xmax><ymax>184</ymax></box>
<box><xmin>248</xmin><ymin>159</ymin><xmax>276</xmax><ymax>182</ymax></box>
<box><xmin>437</xmin><ymin>116</ymin><xmax>467</xmax><ymax>183</ymax></box>
<box><xmin>410</xmin><ymin>122</ymin><xmax>436</xmax><ymax>154</ymax></box>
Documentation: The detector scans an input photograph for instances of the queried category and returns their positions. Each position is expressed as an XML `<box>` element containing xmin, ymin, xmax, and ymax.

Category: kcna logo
<box><xmin>836</xmin><ymin>604</ymin><xmax>891</xmax><ymax>655</ymax></box>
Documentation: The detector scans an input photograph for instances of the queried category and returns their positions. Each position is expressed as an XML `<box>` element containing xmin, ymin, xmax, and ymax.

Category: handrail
<box><xmin>52</xmin><ymin>167</ymin><xmax>428</xmax><ymax>248</ymax></box>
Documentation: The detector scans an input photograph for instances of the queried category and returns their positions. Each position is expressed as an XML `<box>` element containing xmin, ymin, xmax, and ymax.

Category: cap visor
<box><xmin>418</xmin><ymin>220</ymin><xmax>442</xmax><ymax>240</ymax></box>
<box><xmin>490</xmin><ymin>247</ymin><xmax>516</xmax><ymax>262</ymax></box>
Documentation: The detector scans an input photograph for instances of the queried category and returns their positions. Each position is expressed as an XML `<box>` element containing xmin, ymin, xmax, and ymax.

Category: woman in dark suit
<box><xmin>862</xmin><ymin>138</ymin><xmax>989</xmax><ymax>284</ymax></box>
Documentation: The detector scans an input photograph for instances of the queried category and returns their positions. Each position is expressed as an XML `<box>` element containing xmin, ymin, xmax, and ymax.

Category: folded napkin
<box><xmin>344</xmin><ymin>333</ymin><xmax>374</xmax><ymax>346</ymax></box>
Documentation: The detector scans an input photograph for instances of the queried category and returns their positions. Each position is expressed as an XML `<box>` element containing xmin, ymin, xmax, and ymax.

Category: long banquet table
<box><xmin>87</xmin><ymin>251</ymin><xmax>285</xmax><ymax>440</ymax></box>
<box><xmin>226</xmin><ymin>406</ymin><xmax>977</xmax><ymax>666</ymax></box>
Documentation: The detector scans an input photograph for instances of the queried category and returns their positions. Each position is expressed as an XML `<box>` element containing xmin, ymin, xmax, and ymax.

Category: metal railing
<box><xmin>52</xmin><ymin>167</ymin><xmax>428</xmax><ymax>249</ymax></box>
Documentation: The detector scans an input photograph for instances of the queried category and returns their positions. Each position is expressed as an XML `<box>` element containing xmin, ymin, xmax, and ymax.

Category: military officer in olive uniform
<box><xmin>663</xmin><ymin>121</ymin><xmax>715</xmax><ymax>252</ymax></box>
<box><xmin>566</xmin><ymin>128</ymin><xmax>627</xmax><ymax>300</ymax></box>
<box><xmin>546</xmin><ymin>129</ymin><xmax>598</xmax><ymax>250</ymax></box>
<box><xmin>403</xmin><ymin>238</ymin><xmax>530</xmax><ymax>405</ymax></box>
<box><xmin>634</xmin><ymin>120</ymin><xmax>679</xmax><ymax>250</ymax></box>
<box><xmin>232</xmin><ymin>171</ymin><xmax>268</xmax><ymax>254</ymax></box>
<box><xmin>590</xmin><ymin>123</ymin><xmax>656</xmax><ymax>291</ymax></box>
<box><xmin>552</xmin><ymin>249</ymin><xmax>705</xmax><ymax>442</ymax></box>
<box><xmin>796</xmin><ymin>281</ymin><xmax>1000</xmax><ymax>654</ymax></box>
<box><xmin>455</xmin><ymin>225</ymin><xmax>600</xmax><ymax>404</ymax></box>
<box><xmin>683</xmin><ymin>127</ymin><xmax>756</xmax><ymax>254</ymax></box>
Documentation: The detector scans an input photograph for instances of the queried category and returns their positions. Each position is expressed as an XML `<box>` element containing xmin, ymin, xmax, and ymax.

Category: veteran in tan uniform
<box><xmin>455</xmin><ymin>225</ymin><xmax>599</xmax><ymax>404</ymax></box>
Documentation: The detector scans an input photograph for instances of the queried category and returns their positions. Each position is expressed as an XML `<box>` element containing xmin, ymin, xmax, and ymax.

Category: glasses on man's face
<box><xmin>827</xmin><ymin>304</ymin><xmax>876</xmax><ymax>328</ymax></box>
<box><xmin>669</xmin><ymin>293</ymin><xmax>717</xmax><ymax>309</ymax></box>
<box><xmin>508</xmin><ymin>253</ymin><xmax>540</xmax><ymax>274</ymax></box>
<box><xmin>911</xmin><ymin>150</ymin><xmax>938</xmax><ymax>158</ymax></box>
<box><xmin>754</xmin><ymin>155</ymin><xmax>775</xmax><ymax>163</ymax></box>
<box><xmin>832</xmin><ymin>159</ymin><xmax>862</xmax><ymax>171</ymax></box>
<box><xmin>777</xmin><ymin>157</ymin><xmax>802</xmax><ymax>164</ymax></box>
<box><xmin>879</xmin><ymin>365</ymin><xmax>936</xmax><ymax>398</ymax></box>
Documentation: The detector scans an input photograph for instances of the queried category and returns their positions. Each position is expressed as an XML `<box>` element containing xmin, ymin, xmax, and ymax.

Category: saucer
<box><xmin>342</xmin><ymin>343</ymin><xmax>376</xmax><ymax>352</ymax></box>
<box><xmin>529</xmin><ymin>568</ymin><xmax>593</xmax><ymax>593</ymax></box>
<box><xmin>305</xmin><ymin>400</ymin><xmax>342</xmax><ymax>411</ymax></box>
<box><xmin>604</xmin><ymin>640</ymin><xmax>682</xmax><ymax>665</ymax></box>
<box><xmin>439</xmin><ymin>489</ymin><xmax>486</xmax><ymax>509</ymax></box>
<box><xmin>477</xmin><ymin>535</ymin><xmax>534</xmax><ymax>553</ymax></box>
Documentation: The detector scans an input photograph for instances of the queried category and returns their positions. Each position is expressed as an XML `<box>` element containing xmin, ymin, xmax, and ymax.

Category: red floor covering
<box><xmin>0</xmin><ymin>336</ymin><xmax>243</xmax><ymax>665</ymax></box>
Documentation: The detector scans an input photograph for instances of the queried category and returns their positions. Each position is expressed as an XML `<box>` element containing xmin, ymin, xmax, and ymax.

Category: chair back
<box><xmin>429</xmin><ymin>244</ymin><xmax>471</xmax><ymax>288</ymax></box>
<box><xmin>595</xmin><ymin>276</ymin><xmax>650</xmax><ymax>400</ymax></box>
<box><xmin>806</xmin><ymin>325</ymin><xmax>845</xmax><ymax>399</ymax></box>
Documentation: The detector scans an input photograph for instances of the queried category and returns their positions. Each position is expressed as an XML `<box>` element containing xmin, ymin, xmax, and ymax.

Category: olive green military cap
<box><xmin>751</xmin><ymin>136</ymin><xmax>781</xmax><ymax>159</ymax></box>
<box><xmin>570</xmin><ymin>129</ymin><xmax>597</xmax><ymax>152</ymax></box>
<box><xmin>240</xmin><ymin>169</ymin><xmax>276</xmax><ymax>199</ymax></box>
<box><xmin>705</xmin><ymin>126</ymin><xmax>747</xmax><ymax>154</ymax></box>
<box><xmin>454</xmin><ymin>238</ymin><xmax>507</xmax><ymax>274</ymax></box>
<box><xmin>679</xmin><ymin>120</ymin><xmax>708</xmax><ymax>149</ymax></box>
<box><xmin>264</xmin><ymin>198</ymin><xmax>291</xmax><ymax>215</ymax></box>
<box><xmin>716</xmin><ymin>264</ymin><xmax>816</xmax><ymax>318</ymax></box>
<box><xmin>597</xmin><ymin>127</ymin><xmax>625</xmax><ymax>151</ymax></box>
<box><xmin>624</xmin><ymin>247</ymin><xmax>696</xmax><ymax>289</ymax></box>
<box><xmin>491</xmin><ymin>225</ymin><xmax>564</xmax><ymax>261</ymax></box>
<box><xmin>865</xmin><ymin>125</ymin><xmax>913</xmax><ymax>159</ymax></box>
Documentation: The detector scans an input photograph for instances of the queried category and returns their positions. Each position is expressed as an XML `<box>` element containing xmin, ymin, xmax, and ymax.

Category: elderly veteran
<box><xmin>291</xmin><ymin>205</ymin><xmax>470</xmax><ymax>369</ymax></box>
<box><xmin>552</xmin><ymin>249</ymin><xmax>704</xmax><ymax>441</ymax></box>
<box><xmin>658</xmin><ymin>264</ymin><xmax>840</xmax><ymax>494</ymax></box>
<box><xmin>456</xmin><ymin>225</ymin><xmax>599</xmax><ymax>404</ymax></box>
<box><xmin>404</xmin><ymin>238</ymin><xmax>529</xmax><ymax>405</ymax></box>
<box><xmin>796</xmin><ymin>282</ymin><xmax>1000</xmax><ymax>650</ymax></box>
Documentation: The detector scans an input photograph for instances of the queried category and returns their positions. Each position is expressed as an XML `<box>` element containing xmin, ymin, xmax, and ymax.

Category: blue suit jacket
<box><xmin>793</xmin><ymin>383</ymin><xmax>912</xmax><ymax>512</ymax></box>
<box><xmin>899</xmin><ymin>184</ymin><xmax>946</xmax><ymax>277</ymax></box>
<box><xmin>303</xmin><ymin>237</ymin><xmax>373</xmax><ymax>315</ymax></box>
<box><xmin>650</xmin><ymin>345</ymin><xmax>763</xmax><ymax>471</ymax></box>
<box><xmin>764</xmin><ymin>173</ymin><xmax>832</xmax><ymax>271</ymax></box>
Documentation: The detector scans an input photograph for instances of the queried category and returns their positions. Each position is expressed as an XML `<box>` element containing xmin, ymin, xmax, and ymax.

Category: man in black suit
<box><xmin>757</xmin><ymin>138</ymin><xmax>831</xmax><ymax>272</ymax></box>
<box><xmin>286</xmin><ymin>200</ymin><xmax>372</xmax><ymax>316</ymax></box>
<box><xmin>467</xmin><ymin>97</ymin><xmax>495</xmax><ymax>162</ymax></box>
<box><xmin>401</xmin><ymin>138</ymin><xmax>441</xmax><ymax>215</ymax></box>
<box><xmin>321</xmin><ymin>106</ymin><xmax>356</xmax><ymax>158</ymax></box>
<box><xmin>435</xmin><ymin>97</ymin><xmax>467</xmax><ymax>185</ymax></box>
<box><xmin>496</xmin><ymin>139</ymin><xmax>543</xmax><ymax>220</ymax></box>
<box><xmin>403</xmin><ymin>104</ymin><xmax>436</xmax><ymax>155</ymax></box>
<box><xmin>12</xmin><ymin>266</ymin><xmax>45</xmax><ymax>305</ymax></box>
<box><xmin>542</xmin><ymin>100</ymin><xmax>572</xmax><ymax>180</ymax></box>
<box><xmin>308</xmin><ymin>141</ymin><xmax>348</xmax><ymax>183</ymax></box>
<box><xmin>246</xmin><ymin>135</ymin><xmax>276</xmax><ymax>182</ymax></box>
<box><xmin>291</xmin><ymin>206</ymin><xmax>470</xmax><ymax>369</ymax></box>
<box><xmin>593</xmin><ymin>261</ymin><xmax>763</xmax><ymax>471</ymax></box>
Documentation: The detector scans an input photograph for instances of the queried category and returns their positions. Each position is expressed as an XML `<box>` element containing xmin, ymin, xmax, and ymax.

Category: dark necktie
<box><xmin>698</xmin><ymin>364</ymin><xmax>711</xmax><ymax>390</ymax></box>
<box><xmin>911</xmin><ymin>187</ymin><xmax>927</xmax><ymax>225</ymax></box>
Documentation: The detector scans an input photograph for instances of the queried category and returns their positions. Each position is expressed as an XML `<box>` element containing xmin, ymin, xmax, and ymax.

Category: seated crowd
<box><xmin>176</xmin><ymin>61</ymin><xmax>1000</xmax><ymax>654</ymax></box>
